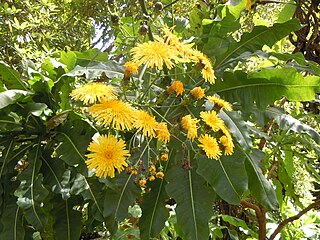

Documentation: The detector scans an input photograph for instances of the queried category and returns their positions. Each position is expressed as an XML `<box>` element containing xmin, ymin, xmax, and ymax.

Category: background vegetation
<box><xmin>0</xmin><ymin>0</ymin><xmax>319</xmax><ymax>239</ymax></box>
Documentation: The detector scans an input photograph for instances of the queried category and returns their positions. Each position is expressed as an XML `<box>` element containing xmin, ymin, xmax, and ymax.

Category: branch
<box><xmin>269</xmin><ymin>200</ymin><xmax>320</xmax><ymax>240</ymax></box>
<box><xmin>241</xmin><ymin>201</ymin><xmax>267</xmax><ymax>240</ymax></box>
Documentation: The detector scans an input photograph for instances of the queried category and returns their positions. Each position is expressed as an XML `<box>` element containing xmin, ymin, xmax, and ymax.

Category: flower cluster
<box><xmin>70</xmin><ymin>27</ymin><xmax>235</xmax><ymax>180</ymax></box>
<box><xmin>128</xmin><ymin>26</ymin><xmax>216</xmax><ymax>84</ymax></box>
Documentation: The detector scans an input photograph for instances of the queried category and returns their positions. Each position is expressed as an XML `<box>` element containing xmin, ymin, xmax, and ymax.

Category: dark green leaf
<box><xmin>166</xmin><ymin>165</ymin><xmax>216</xmax><ymax>240</ymax></box>
<box><xmin>71</xmin><ymin>175</ymin><xmax>105</xmax><ymax>221</ymax></box>
<box><xmin>14</xmin><ymin>144</ymin><xmax>49</xmax><ymax>231</ymax></box>
<box><xmin>0</xmin><ymin>202</ymin><xmax>25</xmax><ymax>240</ymax></box>
<box><xmin>52</xmin><ymin>198</ymin><xmax>82</xmax><ymax>240</ymax></box>
<box><xmin>244</xmin><ymin>149</ymin><xmax>278</xmax><ymax>210</ymax></box>
<box><xmin>196</xmin><ymin>146</ymin><xmax>248</xmax><ymax>205</ymax></box>
<box><xmin>103</xmin><ymin>172</ymin><xmax>141</xmax><ymax>234</ymax></box>
<box><xmin>140</xmin><ymin>178</ymin><xmax>169</xmax><ymax>239</ymax></box>
<box><xmin>55</xmin><ymin>118</ymin><xmax>95</xmax><ymax>169</ymax></box>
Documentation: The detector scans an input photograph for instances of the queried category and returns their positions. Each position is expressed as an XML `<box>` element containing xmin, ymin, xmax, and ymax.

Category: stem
<box><xmin>269</xmin><ymin>200</ymin><xmax>320</xmax><ymax>240</ymax></box>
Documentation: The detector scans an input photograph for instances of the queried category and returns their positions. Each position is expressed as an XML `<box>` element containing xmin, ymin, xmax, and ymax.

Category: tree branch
<box><xmin>269</xmin><ymin>200</ymin><xmax>320</xmax><ymax>240</ymax></box>
<box><xmin>241</xmin><ymin>201</ymin><xmax>267</xmax><ymax>240</ymax></box>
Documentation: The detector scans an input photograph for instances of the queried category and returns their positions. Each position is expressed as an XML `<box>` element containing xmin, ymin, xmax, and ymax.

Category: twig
<box><xmin>269</xmin><ymin>200</ymin><xmax>320</xmax><ymax>240</ymax></box>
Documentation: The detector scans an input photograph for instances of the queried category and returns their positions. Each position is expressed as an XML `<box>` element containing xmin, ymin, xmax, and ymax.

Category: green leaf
<box><xmin>41</xmin><ymin>153</ymin><xmax>70</xmax><ymax>200</ymax></box>
<box><xmin>265</xmin><ymin>107</ymin><xmax>320</xmax><ymax>144</ymax></box>
<box><xmin>0</xmin><ymin>62</ymin><xmax>28</xmax><ymax>90</ymax></box>
<box><xmin>214</xmin><ymin>19</ymin><xmax>301</xmax><ymax>68</ymax></box>
<box><xmin>221</xmin><ymin>215</ymin><xmax>258</xmax><ymax>237</ymax></box>
<box><xmin>63</xmin><ymin>61</ymin><xmax>124</xmax><ymax>79</ymax></box>
<box><xmin>0</xmin><ymin>202</ymin><xmax>25</xmax><ymax>240</ymax></box>
<box><xmin>71</xmin><ymin>175</ymin><xmax>105</xmax><ymax>221</ymax></box>
<box><xmin>14</xmin><ymin>144</ymin><xmax>49</xmax><ymax>231</ymax></box>
<box><xmin>52</xmin><ymin>197</ymin><xmax>82</xmax><ymax>240</ymax></box>
<box><xmin>103</xmin><ymin>172</ymin><xmax>141</xmax><ymax>234</ymax></box>
<box><xmin>219</xmin><ymin>110</ymin><xmax>252</xmax><ymax>150</ymax></box>
<box><xmin>0</xmin><ymin>90</ymin><xmax>31</xmax><ymax>109</ymax></box>
<box><xmin>140</xmin><ymin>177</ymin><xmax>169</xmax><ymax>239</ymax></box>
<box><xmin>74</xmin><ymin>49</ymin><xmax>109</xmax><ymax>66</ymax></box>
<box><xmin>213</xmin><ymin>68</ymin><xmax>320</xmax><ymax>110</ymax></box>
<box><xmin>271</xmin><ymin>52</ymin><xmax>320</xmax><ymax>75</ymax></box>
<box><xmin>196</xmin><ymin>146</ymin><xmax>248</xmax><ymax>205</ymax></box>
<box><xmin>244</xmin><ymin>149</ymin><xmax>278</xmax><ymax>210</ymax></box>
<box><xmin>166</xmin><ymin>165</ymin><xmax>216</xmax><ymax>240</ymax></box>
<box><xmin>55</xmin><ymin>117</ymin><xmax>95</xmax><ymax>169</ymax></box>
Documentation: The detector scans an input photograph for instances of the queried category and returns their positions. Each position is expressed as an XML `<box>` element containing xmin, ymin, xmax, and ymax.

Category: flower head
<box><xmin>156</xmin><ymin>122</ymin><xmax>170</xmax><ymax>143</ymax></box>
<box><xmin>198</xmin><ymin>134</ymin><xmax>222</xmax><ymax>160</ymax></box>
<box><xmin>156</xmin><ymin>171</ymin><xmax>164</xmax><ymax>179</ymax></box>
<box><xmin>160</xmin><ymin>153</ymin><xmax>168</xmax><ymax>161</ymax></box>
<box><xmin>70</xmin><ymin>82</ymin><xmax>118</xmax><ymax>105</ymax></box>
<box><xmin>163</xmin><ymin>27</ymin><xmax>194</xmax><ymax>58</ymax></box>
<box><xmin>86</xmin><ymin>135</ymin><xmax>130</xmax><ymax>178</ymax></box>
<box><xmin>167</xmin><ymin>80</ymin><xmax>184</xmax><ymax>96</ymax></box>
<box><xmin>88</xmin><ymin>100</ymin><xmax>135</xmax><ymax>130</ymax></box>
<box><xmin>207</xmin><ymin>96</ymin><xmax>232</xmax><ymax>111</ymax></box>
<box><xmin>181</xmin><ymin>115</ymin><xmax>199</xmax><ymax>140</ymax></box>
<box><xmin>191</xmin><ymin>50</ymin><xmax>216</xmax><ymax>84</ymax></box>
<box><xmin>220</xmin><ymin>135</ymin><xmax>234</xmax><ymax>155</ymax></box>
<box><xmin>190</xmin><ymin>87</ymin><xmax>205</xmax><ymax>99</ymax></box>
<box><xmin>125</xmin><ymin>61</ymin><xmax>139</xmax><ymax>74</ymax></box>
<box><xmin>200</xmin><ymin>110</ymin><xmax>224</xmax><ymax>131</ymax></box>
<box><xmin>133</xmin><ymin>110</ymin><xmax>158</xmax><ymax>137</ymax></box>
<box><xmin>131</xmin><ymin>41</ymin><xmax>180</xmax><ymax>70</ymax></box>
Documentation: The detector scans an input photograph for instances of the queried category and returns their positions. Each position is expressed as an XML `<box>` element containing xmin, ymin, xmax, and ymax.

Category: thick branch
<box><xmin>241</xmin><ymin>201</ymin><xmax>266</xmax><ymax>240</ymax></box>
<box><xmin>269</xmin><ymin>200</ymin><xmax>320</xmax><ymax>240</ymax></box>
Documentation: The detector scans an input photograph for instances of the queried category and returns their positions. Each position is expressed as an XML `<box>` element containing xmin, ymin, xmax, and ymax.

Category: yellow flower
<box><xmin>131</xmin><ymin>41</ymin><xmax>180</xmax><ymax>70</ymax></box>
<box><xmin>167</xmin><ymin>80</ymin><xmax>184</xmax><ymax>96</ymax></box>
<box><xmin>200</xmin><ymin>110</ymin><xmax>224</xmax><ymax>131</ymax></box>
<box><xmin>191</xmin><ymin>50</ymin><xmax>216</xmax><ymax>84</ymax></box>
<box><xmin>139</xmin><ymin>179</ymin><xmax>147</xmax><ymax>186</ymax></box>
<box><xmin>125</xmin><ymin>61</ymin><xmax>139</xmax><ymax>74</ymax></box>
<box><xmin>86</xmin><ymin>135</ymin><xmax>130</xmax><ymax>178</ymax></box>
<box><xmin>156</xmin><ymin>122</ymin><xmax>170</xmax><ymax>143</ymax></box>
<box><xmin>160</xmin><ymin>153</ymin><xmax>168</xmax><ymax>161</ymax></box>
<box><xmin>149</xmin><ymin>165</ymin><xmax>156</xmax><ymax>173</ymax></box>
<box><xmin>156</xmin><ymin>171</ymin><xmax>164</xmax><ymax>179</ymax></box>
<box><xmin>163</xmin><ymin>27</ymin><xmax>194</xmax><ymax>59</ymax></box>
<box><xmin>133</xmin><ymin>110</ymin><xmax>158</xmax><ymax>137</ymax></box>
<box><xmin>220</xmin><ymin>135</ymin><xmax>235</xmax><ymax>155</ymax></box>
<box><xmin>198</xmin><ymin>134</ymin><xmax>222</xmax><ymax>160</ymax></box>
<box><xmin>207</xmin><ymin>96</ymin><xmax>232</xmax><ymax>111</ymax></box>
<box><xmin>70</xmin><ymin>82</ymin><xmax>117</xmax><ymax>105</ymax></box>
<box><xmin>190</xmin><ymin>87</ymin><xmax>205</xmax><ymax>99</ymax></box>
<box><xmin>181</xmin><ymin>115</ymin><xmax>199</xmax><ymax>140</ymax></box>
<box><xmin>220</xmin><ymin>123</ymin><xmax>232</xmax><ymax>139</ymax></box>
<box><xmin>88</xmin><ymin>100</ymin><xmax>135</xmax><ymax>130</ymax></box>
<box><xmin>149</xmin><ymin>175</ymin><xmax>156</xmax><ymax>181</ymax></box>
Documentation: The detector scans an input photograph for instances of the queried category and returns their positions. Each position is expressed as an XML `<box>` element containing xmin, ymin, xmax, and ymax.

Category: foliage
<box><xmin>0</xmin><ymin>0</ymin><xmax>320</xmax><ymax>239</ymax></box>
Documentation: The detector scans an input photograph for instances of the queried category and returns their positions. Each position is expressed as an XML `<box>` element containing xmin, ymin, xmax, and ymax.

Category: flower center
<box><xmin>104</xmin><ymin>151</ymin><xmax>113</xmax><ymax>159</ymax></box>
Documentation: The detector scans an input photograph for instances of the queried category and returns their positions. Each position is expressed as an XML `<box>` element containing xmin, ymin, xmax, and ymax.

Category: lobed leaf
<box><xmin>213</xmin><ymin>68</ymin><xmax>320</xmax><ymax>110</ymax></box>
<box><xmin>214</xmin><ymin>19</ymin><xmax>301</xmax><ymax>68</ymax></box>
<box><xmin>265</xmin><ymin>107</ymin><xmax>320</xmax><ymax>144</ymax></box>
